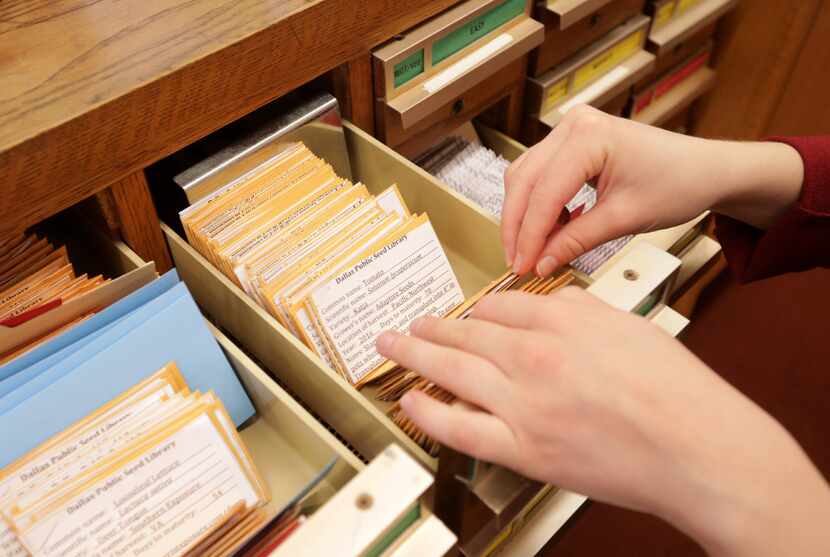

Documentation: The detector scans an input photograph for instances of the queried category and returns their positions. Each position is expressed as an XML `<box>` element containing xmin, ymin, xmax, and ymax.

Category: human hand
<box><xmin>503</xmin><ymin>105</ymin><xmax>804</xmax><ymax>276</ymax></box>
<box><xmin>376</xmin><ymin>287</ymin><xmax>830</xmax><ymax>556</ymax></box>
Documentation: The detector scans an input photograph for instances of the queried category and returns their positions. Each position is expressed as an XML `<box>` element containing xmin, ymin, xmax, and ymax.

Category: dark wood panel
<box><xmin>332</xmin><ymin>54</ymin><xmax>377</xmax><ymax>134</ymax></box>
<box><xmin>0</xmin><ymin>0</ymin><xmax>459</xmax><ymax>236</ymax></box>
<box><xmin>766</xmin><ymin>5</ymin><xmax>830</xmax><ymax>136</ymax></box>
<box><xmin>109</xmin><ymin>171</ymin><xmax>173</xmax><ymax>273</ymax></box>
<box><xmin>693</xmin><ymin>0</ymin><xmax>821</xmax><ymax>139</ymax></box>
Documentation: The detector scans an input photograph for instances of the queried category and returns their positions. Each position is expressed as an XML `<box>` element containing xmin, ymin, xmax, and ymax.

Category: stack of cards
<box><xmin>376</xmin><ymin>269</ymin><xmax>575</xmax><ymax>454</ymax></box>
<box><xmin>180</xmin><ymin>142</ymin><xmax>465</xmax><ymax>387</ymax></box>
<box><xmin>417</xmin><ymin>137</ymin><xmax>510</xmax><ymax>218</ymax></box>
<box><xmin>417</xmin><ymin>136</ymin><xmax>633</xmax><ymax>276</ymax></box>
<box><xmin>0</xmin><ymin>363</ymin><xmax>269</xmax><ymax>557</ymax></box>
<box><xmin>0</xmin><ymin>233</ymin><xmax>110</xmax><ymax>363</ymax></box>
<box><xmin>0</xmin><ymin>270</ymin><xmax>256</xmax><ymax>471</ymax></box>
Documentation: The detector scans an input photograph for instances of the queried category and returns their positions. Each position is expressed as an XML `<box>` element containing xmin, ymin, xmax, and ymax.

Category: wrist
<box><xmin>656</xmin><ymin>410</ymin><xmax>830</xmax><ymax>557</ymax></box>
<box><xmin>711</xmin><ymin>141</ymin><xmax>804</xmax><ymax>229</ymax></box>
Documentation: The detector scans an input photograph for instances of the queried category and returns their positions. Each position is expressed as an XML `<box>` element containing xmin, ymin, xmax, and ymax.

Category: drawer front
<box><xmin>374</xmin><ymin>0</ymin><xmax>544</xmax><ymax>136</ymax></box>
<box><xmin>379</xmin><ymin>57</ymin><xmax>528</xmax><ymax>158</ymax></box>
<box><xmin>647</xmin><ymin>0</ymin><xmax>738</xmax><ymax>55</ymax></box>
<box><xmin>531</xmin><ymin>0</ymin><xmax>647</xmax><ymax>76</ymax></box>
<box><xmin>653</xmin><ymin>20</ymin><xmax>716</xmax><ymax>76</ymax></box>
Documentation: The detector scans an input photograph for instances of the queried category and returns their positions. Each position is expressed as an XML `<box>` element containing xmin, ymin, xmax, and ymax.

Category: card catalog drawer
<box><xmin>531</xmin><ymin>0</ymin><xmax>646</xmax><ymax>76</ymax></box>
<box><xmin>650</xmin><ymin>19</ymin><xmax>717</xmax><ymax>75</ymax></box>
<box><xmin>96</xmin><ymin>225</ymin><xmax>363</xmax><ymax>514</ymax></box>
<box><xmin>527</xmin><ymin>15</ymin><xmax>655</xmax><ymax>129</ymax></box>
<box><xmin>379</xmin><ymin>56</ymin><xmax>528</xmax><ymax>159</ymax></box>
<box><xmin>648</xmin><ymin>0</ymin><xmax>738</xmax><ymax>55</ymax></box>
<box><xmin>374</xmin><ymin>0</ymin><xmax>543</xmax><ymax>132</ymax></box>
<box><xmin>163</xmin><ymin>115</ymin><xmax>695</xmax><ymax>554</ymax></box>
<box><xmin>163</xmin><ymin>121</ymin><xmax>507</xmax><ymax>471</ymax></box>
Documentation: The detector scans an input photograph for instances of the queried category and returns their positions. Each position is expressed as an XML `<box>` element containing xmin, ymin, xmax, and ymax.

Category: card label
<box><xmin>310</xmin><ymin>220</ymin><xmax>464</xmax><ymax>384</ymax></box>
<box><xmin>676</xmin><ymin>0</ymin><xmax>702</xmax><ymax>15</ymax></box>
<box><xmin>653</xmin><ymin>0</ymin><xmax>677</xmax><ymax>29</ymax></box>
<box><xmin>394</xmin><ymin>50</ymin><xmax>425</xmax><ymax>88</ymax></box>
<box><xmin>573</xmin><ymin>29</ymin><xmax>644</xmax><ymax>91</ymax></box>
<box><xmin>543</xmin><ymin>77</ymin><xmax>570</xmax><ymax>112</ymax></box>
<box><xmin>432</xmin><ymin>0</ymin><xmax>525</xmax><ymax>66</ymax></box>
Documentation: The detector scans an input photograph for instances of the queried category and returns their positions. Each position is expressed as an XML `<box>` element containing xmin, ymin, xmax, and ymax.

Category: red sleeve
<box><xmin>715</xmin><ymin>136</ymin><xmax>830</xmax><ymax>282</ymax></box>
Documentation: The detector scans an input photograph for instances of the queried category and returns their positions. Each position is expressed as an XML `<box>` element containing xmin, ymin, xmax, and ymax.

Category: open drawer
<box><xmin>159</xmin><ymin>90</ymin><xmax>699</xmax><ymax>554</ymax></box>
<box><xmin>61</xmin><ymin>215</ymin><xmax>366</xmax><ymax>526</ymax></box>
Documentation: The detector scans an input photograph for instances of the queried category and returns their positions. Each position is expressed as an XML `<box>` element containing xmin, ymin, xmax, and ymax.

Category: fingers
<box><xmin>470</xmin><ymin>290</ymin><xmax>562</xmax><ymax>331</ymax></box>
<box><xmin>471</xmin><ymin>287</ymin><xmax>601</xmax><ymax>330</ymax></box>
<box><xmin>376</xmin><ymin>331</ymin><xmax>510</xmax><ymax>412</ymax></box>
<box><xmin>535</xmin><ymin>202</ymin><xmax>629</xmax><ymax>277</ymax></box>
<box><xmin>400</xmin><ymin>390</ymin><xmax>518</xmax><ymax>465</ymax></box>
<box><xmin>513</xmin><ymin>129</ymin><xmax>607</xmax><ymax>275</ymax></box>
<box><xmin>502</xmin><ymin>125</ymin><xmax>572</xmax><ymax>267</ymax></box>
<box><xmin>409</xmin><ymin>315</ymin><xmax>527</xmax><ymax>374</ymax></box>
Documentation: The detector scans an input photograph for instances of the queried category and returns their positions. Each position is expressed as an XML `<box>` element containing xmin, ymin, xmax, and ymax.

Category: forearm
<box><xmin>651</xmin><ymin>390</ymin><xmax>830</xmax><ymax>557</ymax></box>
<box><xmin>709</xmin><ymin>141</ymin><xmax>804</xmax><ymax>229</ymax></box>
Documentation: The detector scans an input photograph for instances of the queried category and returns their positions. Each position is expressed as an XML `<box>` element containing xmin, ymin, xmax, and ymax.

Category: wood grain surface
<box><xmin>693</xmin><ymin>0</ymin><xmax>822</xmax><ymax>139</ymax></box>
<box><xmin>0</xmin><ymin>0</ymin><xmax>458</xmax><ymax>236</ymax></box>
<box><xmin>109</xmin><ymin>170</ymin><xmax>173</xmax><ymax>273</ymax></box>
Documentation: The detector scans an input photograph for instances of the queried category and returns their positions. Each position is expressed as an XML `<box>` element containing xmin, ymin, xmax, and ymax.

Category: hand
<box><xmin>503</xmin><ymin>105</ymin><xmax>804</xmax><ymax>276</ymax></box>
<box><xmin>376</xmin><ymin>287</ymin><xmax>830</xmax><ymax>557</ymax></box>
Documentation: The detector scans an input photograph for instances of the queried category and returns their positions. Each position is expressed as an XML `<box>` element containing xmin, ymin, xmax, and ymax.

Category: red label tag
<box><xmin>0</xmin><ymin>299</ymin><xmax>62</xmax><ymax>327</ymax></box>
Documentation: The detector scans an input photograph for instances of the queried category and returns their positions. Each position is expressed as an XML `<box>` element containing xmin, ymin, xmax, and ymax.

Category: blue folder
<box><xmin>0</xmin><ymin>273</ymin><xmax>255</xmax><ymax>468</ymax></box>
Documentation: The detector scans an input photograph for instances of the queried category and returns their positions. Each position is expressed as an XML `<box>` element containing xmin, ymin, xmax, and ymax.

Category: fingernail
<box><xmin>409</xmin><ymin>317</ymin><xmax>425</xmax><ymax>334</ymax></box>
<box><xmin>505</xmin><ymin>252</ymin><xmax>513</xmax><ymax>268</ymax></box>
<box><xmin>512</xmin><ymin>254</ymin><xmax>524</xmax><ymax>274</ymax></box>
<box><xmin>536</xmin><ymin>256</ymin><xmax>557</xmax><ymax>277</ymax></box>
<box><xmin>376</xmin><ymin>331</ymin><xmax>398</xmax><ymax>355</ymax></box>
<box><xmin>400</xmin><ymin>392</ymin><xmax>414</xmax><ymax>411</ymax></box>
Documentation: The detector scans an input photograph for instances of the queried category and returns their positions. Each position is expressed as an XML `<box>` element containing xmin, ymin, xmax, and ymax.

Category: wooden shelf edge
<box><xmin>648</xmin><ymin>0</ymin><xmax>739</xmax><ymax>53</ymax></box>
<box><xmin>633</xmin><ymin>67</ymin><xmax>716</xmax><ymax>127</ymax></box>
<box><xmin>545</xmin><ymin>0</ymin><xmax>615</xmax><ymax>29</ymax></box>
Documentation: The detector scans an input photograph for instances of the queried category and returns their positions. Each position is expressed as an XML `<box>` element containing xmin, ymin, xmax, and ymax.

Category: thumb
<box><xmin>535</xmin><ymin>205</ymin><xmax>628</xmax><ymax>277</ymax></box>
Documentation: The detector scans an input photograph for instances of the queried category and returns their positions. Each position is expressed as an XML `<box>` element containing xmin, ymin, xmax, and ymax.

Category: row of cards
<box><xmin>416</xmin><ymin>132</ymin><xmax>633</xmax><ymax>276</ymax></box>
<box><xmin>0</xmin><ymin>363</ymin><xmax>268</xmax><ymax>557</ymax></box>
<box><xmin>378</xmin><ymin>269</ymin><xmax>575</xmax><ymax>454</ymax></box>
<box><xmin>180</xmin><ymin>142</ymin><xmax>465</xmax><ymax>387</ymax></box>
<box><xmin>0</xmin><ymin>234</ymin><xmax>109</xmax><ymax>364</ymax></box>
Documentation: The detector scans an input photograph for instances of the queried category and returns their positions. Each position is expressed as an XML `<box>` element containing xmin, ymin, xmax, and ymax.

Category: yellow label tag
<box><xmin>653</xmin><ymin>1</ymin><xmax>677</xmax><ymax>29</ymax></box>
<box><xmin>573</xmin><ymin>30</ymin><xmax>644</xmax><ymax>91</ymax></box>
<box><xmin>543</xmin><ymin>78</ymin><xmax>570</xmax><ymax>112</ymax></box>
<box><xmin>676</xmin><ymin>0</ymin><xmax>702</xmax><ymax>15</ymax></box>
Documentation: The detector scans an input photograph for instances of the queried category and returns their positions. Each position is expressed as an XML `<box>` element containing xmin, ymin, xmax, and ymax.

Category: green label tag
<box><xmin>393</xmin><ymin>49</ymin><xmax>425</xmax><ymax>88</ymax></box>
<box><xmin>432</xmin><ymin>0</ymin><xmax>525</xmax><ymax>66</ymax></box>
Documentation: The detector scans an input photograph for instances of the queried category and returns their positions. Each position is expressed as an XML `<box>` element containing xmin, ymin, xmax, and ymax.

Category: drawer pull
<box><xmin>623</xmin><ymin>269</ymin><xmax>639</xmax><ymax>281</ymax></box>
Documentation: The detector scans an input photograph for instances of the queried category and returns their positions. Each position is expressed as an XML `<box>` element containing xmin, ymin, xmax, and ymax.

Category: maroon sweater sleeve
<box><xmin>715</xmin><ymin>136</ymin><xmax>830</xmax><ymax>282</ymax></box>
